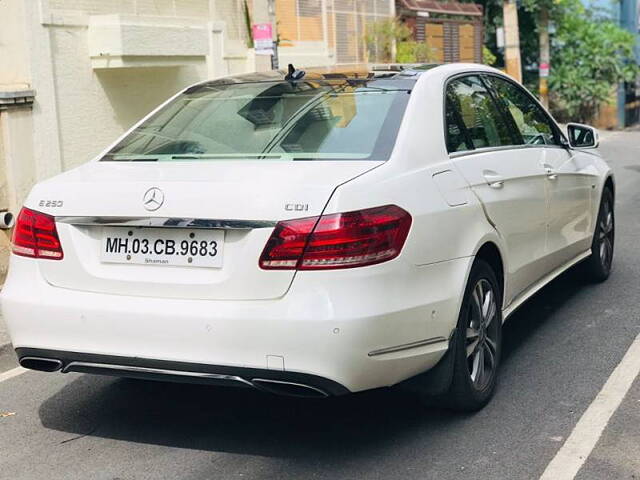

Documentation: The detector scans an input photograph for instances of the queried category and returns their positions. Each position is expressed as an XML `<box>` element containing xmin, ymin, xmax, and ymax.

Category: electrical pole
<box><xmin>538</xmin><ymin>5</ymin><xmax>550</xmax><ymax>108</ymax></box>
<box><xmin>503</xmin><ymin>0</ymin><xmax>522</xmax><ymax>83</ymax></box>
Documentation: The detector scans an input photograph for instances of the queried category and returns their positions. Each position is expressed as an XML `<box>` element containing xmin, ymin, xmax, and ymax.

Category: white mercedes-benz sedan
<box><xmin>1</xmin><ymin>63</ymin><xmax>614</xmax><ymax>411</ymax></box>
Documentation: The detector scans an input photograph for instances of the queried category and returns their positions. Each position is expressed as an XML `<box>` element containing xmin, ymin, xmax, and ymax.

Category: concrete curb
<box><xmin>0</xmin><ymin>342</ymin><xmax>12</xmax><ymax>357</ymax></box>
<box><xmin>0</xmin><ymin>291</ymin><xmax>20</xmax><ymax>371</ymax></box>
<box><xmin>0</xmin><ymin>339</ymin><xmax>16</xmax><ymax>373</ymax></box>
<box><xmin>0</xmin><ymin>294</ymin><xmax>10</xmax><ymax>352</ymax></box>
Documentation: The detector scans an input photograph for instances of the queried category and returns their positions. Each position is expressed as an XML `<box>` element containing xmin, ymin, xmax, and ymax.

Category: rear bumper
<box><xmin>15</xmin><ymin>347</ymin><xmax>349</xmax><ymax>397</ymax></box>
<box><xmin>2</xmin><ymin>254</ymin><xmax>472</xmax><ymax>393</ymax></box>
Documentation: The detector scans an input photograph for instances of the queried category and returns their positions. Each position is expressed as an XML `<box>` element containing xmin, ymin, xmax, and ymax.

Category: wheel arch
<box><xmin>604</xmin><ymin>174</ymin><xmax>615</xmax><ymax>198</ymax></box>
<box><xmin>473</xmin><ymin>240</ymin><xmax>506</xmax><ymax>309</ymax></box>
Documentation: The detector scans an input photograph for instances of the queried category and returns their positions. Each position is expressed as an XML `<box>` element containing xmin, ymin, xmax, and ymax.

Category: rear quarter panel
<box><xmin>323</xmin><ymin>67</ymin><xmax>506</xmax><ymax>269</ymax></box>
<box><xmin>321</xmin><ymin>68</ymin><xmax>509</xmax><ymax>319</ymax></box>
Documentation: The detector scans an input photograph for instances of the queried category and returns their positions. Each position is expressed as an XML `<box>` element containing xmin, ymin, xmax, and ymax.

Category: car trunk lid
<box><xmin>28</xmin><ymin>160</ymin><xmax>380</xmax><ymax>300</ymax></box>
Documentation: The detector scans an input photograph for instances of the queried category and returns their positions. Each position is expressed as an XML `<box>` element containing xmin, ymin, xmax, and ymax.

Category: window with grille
<box><xmin>276</xmin><ymin>0</ymin><xmax>394</xmax><ymax>64</ymax></box>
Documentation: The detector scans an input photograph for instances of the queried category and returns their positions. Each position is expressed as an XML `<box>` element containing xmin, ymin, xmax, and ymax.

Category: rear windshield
<box><xmin>102</xmin><ymin>78</ymin><xmax>412</xmax><ymax>162</ymax></box>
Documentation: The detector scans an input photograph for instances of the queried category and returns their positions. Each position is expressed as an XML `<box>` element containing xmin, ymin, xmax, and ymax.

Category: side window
<box><xmin>485</xmin><ymin>75</ymin><xmax>559</xmax><ymax>146</ymax></box>
<box><xmin>445</xmin><ymin>76</ymin><xmax>516</xmax><ymax>152</ymax></box>
<box><xmin>445</xmin><ymin>91</ymin><xmax>470</xmax><ymax>152</ymax></box>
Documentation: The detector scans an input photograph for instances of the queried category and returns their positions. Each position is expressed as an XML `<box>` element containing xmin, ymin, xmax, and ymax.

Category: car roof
<box><xmin>184</xmin><ymin>63</ymin><xmax>508</xmax><ymax>94</ymax></box>
<box><xmin>188</xmin><ymin>63</ymin><xmax>501</xmax><ymax>86</ymax></box>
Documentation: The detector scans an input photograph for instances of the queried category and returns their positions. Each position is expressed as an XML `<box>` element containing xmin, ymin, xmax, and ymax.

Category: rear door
<box><xmin>446</xmin><ymin>74</ymin><xmax>549</xmax><ymax>305</ymax></box>
<box><xmin>483</xmin><ymin>74</ymin><xmax>593</xmax><ymax>269</ymax></box>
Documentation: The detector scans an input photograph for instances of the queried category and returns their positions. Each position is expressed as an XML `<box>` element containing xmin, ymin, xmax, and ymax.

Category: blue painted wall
<box><xmin>585</xmin><ymin>0</ymin><xmax>620</xmax><ymax>19</ymax></box>
<box><xmin>584</xmin><ymin>0</ymin><xmax>638</xmax><ymax>59</ymax></box>
<box><xmin>618</xmin><ymin>0</ymin><xmax>640</xmax><ymax>126</ymax></box>
<box><xmin>582</xmin><ymin>0</ymin><xmax>639</xmax><ymax>126</ymax></box>
<box><xmin>620</xmin><ymin>0</ymin><xmax>640</xmax><ymax>60</ymax></box>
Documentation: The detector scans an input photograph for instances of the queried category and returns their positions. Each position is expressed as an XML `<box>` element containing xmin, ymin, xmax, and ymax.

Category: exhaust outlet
<box><xmin>0</xmin><ymin>211</ymin><xmax>14</xmax><ymax>229</ymax></box>
<box><xmin>19</xmin><ymin>357</ymin><xmax>63</xmax><ymax>372</ymax></box>
<box><xmin>251</xmin><ymin>378</ymin><xmax>328</xmax><ymax>398</ymax></box>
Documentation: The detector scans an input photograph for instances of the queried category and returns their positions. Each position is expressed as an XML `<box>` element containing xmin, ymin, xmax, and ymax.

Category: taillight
<box><xmin>11</xmin><ymin>207</ymin><xmax>64</xmax><ymax>260</ymax></box>
<box><xmin>259</xmin><ymin>205</ymin><xmax>411</xmax><ymax>270</ymax></box>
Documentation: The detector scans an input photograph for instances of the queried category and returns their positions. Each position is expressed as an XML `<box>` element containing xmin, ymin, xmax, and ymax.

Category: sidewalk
<box><xmin>0</xmin><ymin>309</ymin><xmax>17</xmax><ymax>373</ymax></box>
<box><xmin>0</xmin><ymin>310</ymin><xmax>8</xmax><ymax>347</ymax></box>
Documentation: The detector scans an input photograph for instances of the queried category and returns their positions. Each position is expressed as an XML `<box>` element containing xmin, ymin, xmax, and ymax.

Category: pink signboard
<box><xmin>539</xmin><ymin>62</ymin><xmax>550</xmax><ymax>78</ymax></box>
<box><xmin>252</xmin><ymin>23</ymin><xmax>274</xmax><ymax>56</ymax></box>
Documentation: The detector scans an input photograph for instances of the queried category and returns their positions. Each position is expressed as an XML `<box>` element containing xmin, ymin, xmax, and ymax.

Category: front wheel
<box><xmin>582</xmin><ymin>187</ymin><xmax>614</xmax><ymax>282</ymax></box>
<box><xmin>445</xmin><ymin>259</ymin><xmax>502</xmax><ymax>412</ymax></box>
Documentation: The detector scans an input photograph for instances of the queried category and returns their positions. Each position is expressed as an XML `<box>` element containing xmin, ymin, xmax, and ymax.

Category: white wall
<box><xmin>49</xmin><ymin>19</ymin><xmax>209</xmax><ymax>170</ymax></box>
<box><xmin>42</xmin><ymin>6</ymin><xmax>211</xmax><ymax>170</ymax></box>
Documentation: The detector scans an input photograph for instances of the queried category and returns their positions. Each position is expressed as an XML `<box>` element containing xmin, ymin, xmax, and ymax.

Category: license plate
<box><xmin>100</xmin><ymin>227</ymin><xmax>224</xmax><ymax>268</ymax></box>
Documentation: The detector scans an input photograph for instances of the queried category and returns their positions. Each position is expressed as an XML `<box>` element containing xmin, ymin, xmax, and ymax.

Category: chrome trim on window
<box><xmin>448</xmin><ymin>144</ymin><xmax>567</xmax><ymax>159</ymax></box>
<box><xmin>56</xmin><ymin>216</ymin><xmax>277</xmax><ymax>230</ymax></box>
<box><xmin>368</xmin><ymin>336</ymin><xmax>448</xmax><ymax>357</ymax></box>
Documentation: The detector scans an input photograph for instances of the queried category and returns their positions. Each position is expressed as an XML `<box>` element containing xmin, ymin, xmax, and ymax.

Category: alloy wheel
<box><xmin>465</xmin><ymin>279</ymin><xmax>498</xmax><ymax>391</ymax></box>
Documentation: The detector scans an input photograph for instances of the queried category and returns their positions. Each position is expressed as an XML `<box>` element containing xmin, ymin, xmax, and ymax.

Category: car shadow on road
<box><xmin>500</xmin><ymin>266</ymin><xmax>592</xmax><ymax>365</ymax></box>
<box><xmin>38</xmin><ymin>372</ymin><xmax>462</xmax><ymax>460</ymax></box>
<box><xmin>36</xmin><ymin>267</ymin><xmax>591</xmax><ymax>461</ymax></box>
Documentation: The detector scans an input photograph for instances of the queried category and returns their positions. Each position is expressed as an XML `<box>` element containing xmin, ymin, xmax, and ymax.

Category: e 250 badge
<box><xmin>38</xmin><ymin>200</ymin><xmax>64</xmax><ymax>208</ymax></box>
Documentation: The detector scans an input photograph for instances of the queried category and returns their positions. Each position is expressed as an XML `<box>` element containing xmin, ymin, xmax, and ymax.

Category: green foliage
<box><xmin>396</xmin><ymin>41</ymin><xmax>437</xmax><ymax>63</ymax></box>
<box><xmin>427</xmin><ymin>0</ymin><xmax>637</xmax><ymax>123</ymax></box>
<box><xmin>521</xmin><ymin>0</ymin><xmax>567</xmax><ymax>14</ymax></box>
<box><xmin>483</xmin><ymin>45</ymin><xmax>497</xmax><ymax>66</ymax></box>
<box><xmin>364</xmin><ymin>19</ymin><xmax>411</xmax><ymax>63</ymax></box>
<box><xmin>549</xmin><ymin>10</ymin><xmax>639</xmax><ymax>122</ymax></box>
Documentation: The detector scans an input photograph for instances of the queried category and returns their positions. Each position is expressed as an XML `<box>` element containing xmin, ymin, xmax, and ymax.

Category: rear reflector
<box><xmin>11</xmin><ymin>207</ymin><xmax>64</xmax><ymax>260</ymax></box>
<box><xmin>260</xmin><ymin>205</ymin><xmax>411</xmax><ymax>270</ymax></box>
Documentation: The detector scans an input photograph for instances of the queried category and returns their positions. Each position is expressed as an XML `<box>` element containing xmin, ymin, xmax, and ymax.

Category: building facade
<box><xmin>618</xmin><ymin>0</ymin><xmax>640</xmax><ymax>126</ymax></box>
<box><xmin>396</xmin><ymin>0</ymin><xmax>483</xmax><ymax>64</ymax></box>
<box><xmin>277</xmin><ymin>0</ymin><xmax>395</xmax><ymax>65</ymax></box>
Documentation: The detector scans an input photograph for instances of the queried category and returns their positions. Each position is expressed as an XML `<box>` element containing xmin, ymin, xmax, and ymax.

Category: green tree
<box><xmin>364</xmin><ymin>19</ymin><xmax>411</xmax><ymax>63</ymax></box>
<box><xmin>521</xmin><ymin>0</ymin><xmax>577</xmax><ymax>106</ymax></box>
<box><xmin>396</xmin><ymin>41</ymin><xmax>438</xmax><ymax>63</ymax></box>
<box><xmin>483</xmin><ymin>45</ymin><xmax>497</xmax><ymax>66</ymax></box>
<box><xmin>549</xmin><ymin>9</ymin><xmax>638</xmax><ymax>122</ymax></box>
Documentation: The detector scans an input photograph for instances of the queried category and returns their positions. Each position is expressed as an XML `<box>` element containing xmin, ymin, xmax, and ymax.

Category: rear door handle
<box><xmin>483</xmin><ymin>170</ymin><xmax>504</xmax><ymax>189</ymax></box>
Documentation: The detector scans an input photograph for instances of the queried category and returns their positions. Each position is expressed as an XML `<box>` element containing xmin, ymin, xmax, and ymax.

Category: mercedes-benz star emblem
<box><xmin>143</xmin><ymin>187</ymin><xmax>164</xmax><ymax>211</ymax></box>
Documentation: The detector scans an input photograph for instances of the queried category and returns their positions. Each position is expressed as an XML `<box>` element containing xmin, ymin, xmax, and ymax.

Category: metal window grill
<box><xmin>276</xmin><ymin>0</ymin><xmax>394</xmax><ymax>64</ymax></box>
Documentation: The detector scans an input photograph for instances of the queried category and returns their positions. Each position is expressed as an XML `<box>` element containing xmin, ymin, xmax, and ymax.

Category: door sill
<box><xmin>503</xmin><ymin>250</ymin><xmax>591</xmax><ymax>321</ymax></box>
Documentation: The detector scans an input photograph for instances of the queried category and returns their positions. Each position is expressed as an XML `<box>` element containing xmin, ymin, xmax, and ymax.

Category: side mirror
<box><xmin>567</xmin><ymin>123</ymin><xmax>599</xmax><ymax>149</ymax></box>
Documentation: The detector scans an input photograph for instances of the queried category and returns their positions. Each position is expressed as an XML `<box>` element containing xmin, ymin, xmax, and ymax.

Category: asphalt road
<box><xmin>1</xmin><ymin>131</ymin><xmax>640</xmax><ymax>480</ymax></box>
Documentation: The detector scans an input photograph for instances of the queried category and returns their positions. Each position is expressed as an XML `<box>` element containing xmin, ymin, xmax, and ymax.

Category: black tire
<box><xmin>582</xmin><ymin>187</ymin><xmax>614</xmax><ymax>282</ymax></box>
<box><xmin>445</xmin><ymin>259</ymin><xmax>502</xmax><ymax>412</ymax></box>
